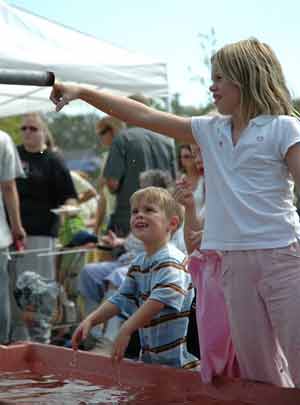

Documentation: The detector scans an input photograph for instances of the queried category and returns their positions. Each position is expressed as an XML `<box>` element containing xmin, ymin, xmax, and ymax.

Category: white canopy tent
<box><xmin>0</xmin><ymin>0</ymin><xmax>169</xmax><ymax>118</ymax></box>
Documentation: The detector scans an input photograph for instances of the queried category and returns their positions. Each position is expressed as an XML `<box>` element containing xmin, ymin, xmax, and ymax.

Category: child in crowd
<box><xmin>72</xmin><ymin>187</ymin><xmax>198</xmax><ymax>368</ymax></box>
<box><xmin>51</xmin><ymin>38</ymin><xmax>300</xmax><ymax>387</ymax></box>
<box><xmin>78</xmin><ymin>169</ymin><xmax>173</xmax><ymax>346</ymax></box>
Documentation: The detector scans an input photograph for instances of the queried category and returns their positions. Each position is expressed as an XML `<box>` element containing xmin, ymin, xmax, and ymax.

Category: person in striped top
<box><xmin>72</xmin><ymin>186</ymin><xmax>198</xmax><ymax>368</ymax></box>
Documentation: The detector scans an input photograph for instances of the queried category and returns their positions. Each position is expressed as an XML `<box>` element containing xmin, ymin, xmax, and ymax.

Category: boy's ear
<box><xmin>168</xmin><ymin>215</ymin><xmax>180</xmax><ymax>233</ymax></box>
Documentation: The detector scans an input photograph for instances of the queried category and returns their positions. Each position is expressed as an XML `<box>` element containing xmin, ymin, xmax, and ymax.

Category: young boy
<box><xmin>72</xmin><ymin>186</ymin><xmax>198</xmax><ymax>369</ymax></box>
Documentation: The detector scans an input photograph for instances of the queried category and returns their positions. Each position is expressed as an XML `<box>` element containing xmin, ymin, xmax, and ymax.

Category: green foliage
<box><xmin>0</xmin><ymin>93</ymin><xmax>213</xmax><ymax>154</ymax></box>
<box><xmin>293</xmin><ymin>99</ymin><xmax>300</xmax><ymax>116</ymax></box>
<box><xmin>171</xmin><ymin>93</ymin><xmax>214</xmax><ymax>117</ymax></box>
<box><xmin>46</xmin><ymin>112</ymin><xmax>100</xmax><ymax>152</ymax></box>
<box><xmin>149</xmin><ymin>97</ymin><xmax>169</xmax><ymax>112</ymax></box>
<box><xmin>0</xmin><ymin>115</ymin><xmax>22</xmax><ymax>144</ymax></box>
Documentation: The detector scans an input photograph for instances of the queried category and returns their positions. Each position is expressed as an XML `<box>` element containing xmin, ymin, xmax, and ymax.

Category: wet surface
<box><xmin>0</xmin><ymin>370</ymin><xmax>234</xmax><ymax>404</ymax></box>
<box><xmin>0</xmin><ymin>343</ymin><xmax>299</xmax><ymax>405</ymax></box>
<box><xmin>0</xmin><ymin>370</ymin><xmax>133</xmax><ymax>404</ymax></box>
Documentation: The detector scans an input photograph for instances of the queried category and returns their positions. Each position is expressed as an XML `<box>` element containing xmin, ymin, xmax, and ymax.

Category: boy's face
<box><xmin>130</xmin><ymin>197</ymin><xmax>177</xmax><ymax>254</ymax></box>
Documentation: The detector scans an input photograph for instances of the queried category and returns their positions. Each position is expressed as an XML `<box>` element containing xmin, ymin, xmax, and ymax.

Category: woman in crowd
<box><xmin>10</xmin><ymin>112</ymin><xmax>77</xmax><ymax>344</ymax></box>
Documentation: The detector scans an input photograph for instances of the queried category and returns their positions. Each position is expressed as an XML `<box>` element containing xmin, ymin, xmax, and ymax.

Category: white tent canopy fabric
<box><xmin>0</xmin><ymin>0</ymin><xmax>169</xmax><ymax>117</ymax></box>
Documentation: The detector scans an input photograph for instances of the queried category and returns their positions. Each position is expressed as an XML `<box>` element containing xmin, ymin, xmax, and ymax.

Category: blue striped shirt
<box><xmin>108</xmin><ymin>243</ymin><xmax>198</xmax><ymax>368</ymax></box>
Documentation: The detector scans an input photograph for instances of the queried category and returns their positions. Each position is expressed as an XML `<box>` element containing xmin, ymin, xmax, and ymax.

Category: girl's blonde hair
<box><xmin>130</xmin><ymin>186</ymin><xmax>184</xmax><ymax>231</ymax></box>
<box><xmin>211</xmin><ymin>38</ymin><xmax>294</xmax><ymax>122</ymax></box>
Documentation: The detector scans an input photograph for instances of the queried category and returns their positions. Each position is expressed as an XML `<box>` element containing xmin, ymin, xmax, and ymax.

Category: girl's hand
<box><xmin>50</xmin><ymin>82</ymin><xmax>82</xmax><ymax>112</ymax></box>
<box><xmin>173</xmin><ymin>177</ymin><xmax>195</xmax><ymax>209</ymax></box>
<box><xmin>185</xmin><ymin>229</ymin><xmax>203</xmax><ymax>253</ymax></box>
<box><xmin>111</xmin><ymin>324</ymin><xmax>132</xmax><ymax>365</ymax></box>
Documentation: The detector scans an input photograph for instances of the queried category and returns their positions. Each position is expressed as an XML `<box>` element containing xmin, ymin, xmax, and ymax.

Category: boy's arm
<box><xmin>112</xmin><ymin>299</ymin><xmax>164</xmax><ymax>364</ymax></box>
<box><xmin>72</xmin><ymin>300</ymin><xmax>120</xmax><ymax>350</ymax></box>
<box><xmin>50</xmin><ymin>83</ymin><xmax>194</xmax><ymax>144</ymax></box>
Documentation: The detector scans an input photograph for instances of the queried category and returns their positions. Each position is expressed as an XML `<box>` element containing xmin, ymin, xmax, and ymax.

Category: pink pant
<box><xmin>189</xmin><ymin>249</ymin><xmax>240</xmax><ymax>383</ymax></box>
<box><xmin>221</xmin><ymin>243</ymin><xmax>300</xmax><ymax>387</ymax></box>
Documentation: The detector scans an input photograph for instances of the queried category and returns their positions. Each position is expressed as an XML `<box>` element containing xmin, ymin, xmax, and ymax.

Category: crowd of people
<box><xmin>1</xmin><ymin>37</ymin><xmax>300</xmax><ymax>389</ymax></box>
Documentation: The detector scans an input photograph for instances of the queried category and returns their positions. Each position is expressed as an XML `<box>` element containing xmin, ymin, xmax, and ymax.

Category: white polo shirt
<box><xmin>191</xmin><ymin>115</ymin><xmax>300</xmax><ymax>250</ymax></box>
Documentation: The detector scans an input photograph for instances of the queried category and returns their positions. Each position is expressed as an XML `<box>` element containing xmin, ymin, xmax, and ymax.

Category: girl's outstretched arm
<box><xmin>50</xmin><ymin>82</ymin><xmax>195</xmax><ymax>144</ymax></box>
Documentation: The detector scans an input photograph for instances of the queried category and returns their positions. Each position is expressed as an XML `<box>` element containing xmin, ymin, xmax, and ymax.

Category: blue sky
<box><xmin>8</xmin><ymin>0</ymin><xmax>300</xmax><ymax>106</ymax></box>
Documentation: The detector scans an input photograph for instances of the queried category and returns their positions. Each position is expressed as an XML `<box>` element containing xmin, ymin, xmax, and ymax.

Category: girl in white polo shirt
<box><xmin>50</xmin><ymin>38</ymin><xmax>300</xmax><ymax>388</ymax></box>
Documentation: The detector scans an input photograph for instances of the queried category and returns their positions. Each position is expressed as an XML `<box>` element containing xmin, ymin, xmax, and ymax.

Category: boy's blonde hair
<box><xmin>130</xmin><ymin>186</ymin><xmax>184</xmax><ymax>232</ymax></box>
<box><xmin>211</xmin><ymin>38</ymin><xmax>293</xmax><ymax>123</ymax></box>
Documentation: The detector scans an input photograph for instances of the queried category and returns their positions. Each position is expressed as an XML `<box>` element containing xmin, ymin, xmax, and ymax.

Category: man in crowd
<box><xmin>97</xmin><ymin>94</ymin><xmax>177</xmax><ymax>237</ymax></box>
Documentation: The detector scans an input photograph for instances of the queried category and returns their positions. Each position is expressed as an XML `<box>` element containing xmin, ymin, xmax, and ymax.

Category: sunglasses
<box><xmin>98</xmin><ymin>126</ymin><xmax>112</xmax><ymax>136</ymax></box>
<box><xmin>21</xmin><ymin>125</ymin><xmax>39</xmax><ymax>132</ymax></box>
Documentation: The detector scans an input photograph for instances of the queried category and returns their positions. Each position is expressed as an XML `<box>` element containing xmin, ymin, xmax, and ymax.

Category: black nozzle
<box><xmin>0</xmin><ymin>69</ymin><xmax>55</xmax><ymax>86</ymax></box>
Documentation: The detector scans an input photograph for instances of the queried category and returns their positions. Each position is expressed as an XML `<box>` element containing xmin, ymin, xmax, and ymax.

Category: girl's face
<box><xmin>209</xmin><ymin>70</ymin><xmax>241</xmax><ymax>116</ymax></box>
<box><xmin>21</xmin><ymin>116</ymin><xmax>45</xmax><ymax>152</ymax></box>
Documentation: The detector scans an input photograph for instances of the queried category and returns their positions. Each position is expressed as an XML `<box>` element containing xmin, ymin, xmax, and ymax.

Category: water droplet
<box><xmin>69</xmin><ymin>351</ymin><xmax>78</xmax><ymax>368</ymax></box>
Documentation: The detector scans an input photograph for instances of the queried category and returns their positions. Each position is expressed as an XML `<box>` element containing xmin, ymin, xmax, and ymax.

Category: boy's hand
<box><xmin>110</xmin><ymin>299</ymin><xmax>163</xmax><ymax>365</ymax></box>
<box><xmin>71</xmin><ymin>318</ymin><xmax>92</xmax><ymax>350</ymax></box>
<box><xmin>111</xmin><ymin>323</ymin><xmax>132</xmax><ymax>365</ymax></box>
<box><xmin>50</xmin><ymin>82</ymin><xmax>81</xmax><ymax>112</ymax></box>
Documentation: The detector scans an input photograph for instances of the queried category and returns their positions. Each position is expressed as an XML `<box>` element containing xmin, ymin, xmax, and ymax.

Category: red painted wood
<box><xmin>0</xmin><ymin>343</ymin><xmax>299</xmax><ymax>404</ymax></box>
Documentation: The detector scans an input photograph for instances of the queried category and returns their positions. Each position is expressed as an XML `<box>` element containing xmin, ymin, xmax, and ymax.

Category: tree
<box><xmin>294</xmin><ymin>99</ymin><xmax>300</xmax><ymax>116</ymax></box>
<box><xmin>46</xmin><ymin>112</ymin><xmax>99</xmax><ymax>151</ymax></box>
<box><xmin>0</xmin><ymin>116</ymin><xmax>22</xmax><ymax>144</ymax></box>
